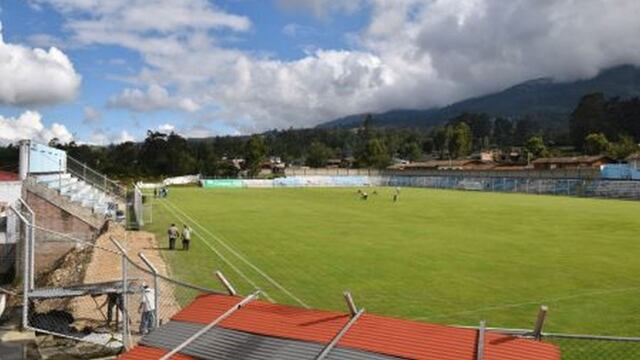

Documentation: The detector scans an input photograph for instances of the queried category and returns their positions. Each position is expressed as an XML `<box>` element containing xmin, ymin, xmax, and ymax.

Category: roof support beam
<box><xmin>532</xmin><ymin>305</ymin><xmax>548</xmax><ymax>340</ymax></box>
<box><xmin>159</xmin><ymin>291</ymin><xmax>260</xmax><ymax>360</ymax></box>
<box><xmin>476</xmin><ymin>320</ymin><xmax>486</xmax><ymax>360</ymax></box>
<box><xmin>343</xmin><ymin>291</ymin><xmax>358</xmax><ymax>317</ymax></box>
<box><xmin>315</xmin><ymin>308</ymin><xmax>365</xmax><ymax>360</ymax></box>
<box><xmin>215</xmin><ymin>271</ymin><xmax>237</xmax><ymax>296</ymax></box>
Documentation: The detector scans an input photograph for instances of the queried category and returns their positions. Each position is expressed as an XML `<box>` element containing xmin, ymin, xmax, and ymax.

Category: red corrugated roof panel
<box><xmin>165</xmin><ymin>294</ymin><xmax>560</xmax><ymax>360</ymax></box>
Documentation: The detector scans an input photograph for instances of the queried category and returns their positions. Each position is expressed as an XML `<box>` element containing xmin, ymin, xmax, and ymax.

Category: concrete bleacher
<box><xmin>34</xmin><ymin>173</ymin><xmax>114</xmax><ymax>216</ymax></box>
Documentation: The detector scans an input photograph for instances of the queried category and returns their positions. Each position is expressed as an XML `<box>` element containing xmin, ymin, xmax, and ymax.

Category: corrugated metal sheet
<box><xmin>137</xmin><ymin>320</ymin><xmax>402</xmax><ymax>360</ymax></box>
<box><xmin>168</xmin><ymin>294</ymin><xmax>560</xmax><ymax>360</ymax></box>
<box><xmin>119</xmin><ymin>346</ymin><xmax>194</xmax><ymax>360</ymax></box>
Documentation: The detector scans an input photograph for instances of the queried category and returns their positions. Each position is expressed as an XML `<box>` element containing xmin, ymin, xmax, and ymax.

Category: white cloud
<box><xmin>157</xmin><ymin>123</ymin><xmax>175</xmax><ymax>133</ymax></box>
<box><xmin>82</xmin><ymin>106</ymin><xmax>101</xmax><ymax>125</ymax></box>
<box><xmin>0</xmin><ymin>22</ymin><xmax>81</xmax><ymax>106</ymax></box>
<box><xmin>0</xmin><ymin>111</ymin><xmax>73</xmax><ymax>145</ymax></box>
<box><xmin>282</xmin><ymin>23</ymin><xmax>317</xmax><ymax>38</ymax></box>
<box><xmin>277</xmin><ymin>0</ymin><xmax>364</xmax><ymax>17</ymax></box>
<box><xmin>88</xmin><ymin>129</ymin><xmax>135</xmax><ymax>145</ymax></box>
<box><xmin>108</xmin><ymin>84</ymin><xmax>200</xmax><ymax>113</ymax></box>
<box><xmin>39</xmin><ymin>0</ymin><xmax>640</xmax><ymax>133</ymax></box>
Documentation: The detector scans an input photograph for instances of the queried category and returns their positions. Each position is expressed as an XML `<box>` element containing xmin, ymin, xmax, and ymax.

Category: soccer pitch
<box><xmin>144</xmin><ymin>186</ymin><xmax>640</xmax><ymax>335</ymax></box>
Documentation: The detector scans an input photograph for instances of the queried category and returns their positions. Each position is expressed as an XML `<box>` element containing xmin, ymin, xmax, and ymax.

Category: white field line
<box><xmin>414</xmin><ymin>286</ymin><xmax>640</xmax><ymax>321</ymax></box>
<box><xmin>158</xmin><ymin>200</ymin><xmax>275</xmax><ymax>302</ymax></box>
<box><xmin>165</xmin><ymin>198</ymin><xmax>310</xmax><ymax>308</ymax></box>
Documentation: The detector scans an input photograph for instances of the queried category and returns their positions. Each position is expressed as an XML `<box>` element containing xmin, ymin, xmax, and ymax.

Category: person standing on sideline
<box><xmin>181</xmin><ymin>224</ymin><xmax>191</xmax><ymax>251</ymax></box>
<box><xmin>167</xmin><ymin>224</ymin><xmax>178</xmax><ymax>250</ymax></box>
<box><xmin>138</xmin><ymin>284</ymin><xmax>156</xmax><ymax>335</ymax></box>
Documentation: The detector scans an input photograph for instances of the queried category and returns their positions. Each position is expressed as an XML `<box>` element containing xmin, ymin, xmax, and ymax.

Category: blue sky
<box><xmin>0</xmin><ymin>1</ymin><xmax>370</xmax><ymax>144</ymax></box>
<box><xmin>1</xmin><ymin>0</ymin><xmax>639</xmax><ymax>145</ymax></box>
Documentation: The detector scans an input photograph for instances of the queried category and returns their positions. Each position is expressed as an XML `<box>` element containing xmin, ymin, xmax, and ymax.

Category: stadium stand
<box><xmin>33</xmin><ymin>172</ymin><xmax>115</xmax><ymax>216</ymax></box>
<box><xmin>119</xmin><ymin>293</ymin><xmax>560</xmax><ymax>360</ymax></box>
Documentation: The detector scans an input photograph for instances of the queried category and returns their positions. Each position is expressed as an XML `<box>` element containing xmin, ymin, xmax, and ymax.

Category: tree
<box><xmin>306</xmin><ymin>142</ymin><xmax>333</xmax><ymax>168</ymax></box>
<box><xmin>569</xmin><ymin>93</ymin><xmax>608</xmax><ymax>150</ymax></box>
<box><xmin>525</xmin><ymin>136</ymin><xmax>547</xmax><ymax>158</ymax></box>
<box><xmin>609</xmin><ymin>135</ymin><xmax>639</xmax><ymax>160</ymax></box>
<box><xmin>432</xmin><ymin>127</ymin><xmax>448</xmax><ymax>159</ymax></box>
<box><xmin>244</xmin><ymin>135</ymin><xmax>267</xmax><ymax>177</ymax></box>
<box><xmin>398</xmin><ymin>142</ymin><xmax>422</xmax><ymax>162</ymax></box>
<box><xmin>513</xmin><ymin>117</ymin><xmax>541</xmax><ymax>145</ymax></box>
<box><xmin>447</xmin><ymin>122</ymin><xmax>472</xmax><ymax>159</ymax></box>
<box><xmin>451</xmin><ymin>113</ymin><xmax>491</xmax><ymax>150</ymax></box>
<box><xmin>493</xmin><ymin>117</ymin><xmax>513</xmax><ymax>147</ymax></box>
<box><xmin>358</xmin><ymin>138</ymin><xmax>390</xmax><ymax>169</ymax></box>
<box><xmin>584</xmin><ymin>133</ymin><xmax>610</xmax><ymax>155</ymax></box>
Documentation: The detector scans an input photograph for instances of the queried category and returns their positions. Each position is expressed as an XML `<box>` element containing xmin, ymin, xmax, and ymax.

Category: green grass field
<box><xmin>144</xmin><ymin>186</ymin><xmax>640</xmax><ymax>336</ymax></box>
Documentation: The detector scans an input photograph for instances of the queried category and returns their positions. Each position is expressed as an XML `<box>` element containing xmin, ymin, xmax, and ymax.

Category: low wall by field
<box><xmin>200</xmin><ymin>175</ymin><xmax>640</xmax><ymax>200</ymax></box>
<box><xmin>285</xmin><ymin>167</ymin><xmax>602</xmax><ymax>179</ymax></box>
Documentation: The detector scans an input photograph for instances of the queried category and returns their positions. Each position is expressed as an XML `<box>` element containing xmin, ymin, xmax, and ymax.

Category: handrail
<box><xmin>66</xmin><ymin>155</ymin><xmax>127</xmax><ymax>199</ymax></box>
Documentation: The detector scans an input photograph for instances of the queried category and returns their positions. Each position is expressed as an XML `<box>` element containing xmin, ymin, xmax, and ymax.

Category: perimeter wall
<box><xmin>201</xmin><ymin>175</ymin><xmax>640</xmax><ymax>200</ymax></box>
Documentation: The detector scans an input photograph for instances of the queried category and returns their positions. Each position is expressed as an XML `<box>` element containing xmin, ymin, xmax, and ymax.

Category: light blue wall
<box><xmin>28</xmin><ymin>143</ymin><xmax>66</xmax><ymax>174</ymax></box>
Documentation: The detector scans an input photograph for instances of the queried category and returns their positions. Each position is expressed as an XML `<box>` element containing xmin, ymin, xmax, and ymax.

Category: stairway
<box><xmin>33</xmin><ymin>173</ymin><xmax>116</xmax><ymax>216</ymax></box>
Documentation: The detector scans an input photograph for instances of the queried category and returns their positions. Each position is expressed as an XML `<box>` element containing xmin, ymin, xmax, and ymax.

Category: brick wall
<box><xmin>23</xmin><ymin>190</ymin><xmax>102</xmax><ymax>275</ymax></box>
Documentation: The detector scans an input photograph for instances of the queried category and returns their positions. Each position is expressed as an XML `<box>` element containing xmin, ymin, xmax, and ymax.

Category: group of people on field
<box><xmin>357</xmin><ymin>187</ymin><xmax>401</xmax><ymax>202</ymax></box>
<box><xmin>167</xmin><ymin>223</ymin><xmax>191</xmax><ymax>250</ymax></box>
<box><xmin>154</xmin><ymin>187</ymin><xmax>169</xmax><ymax>198</ymax></box>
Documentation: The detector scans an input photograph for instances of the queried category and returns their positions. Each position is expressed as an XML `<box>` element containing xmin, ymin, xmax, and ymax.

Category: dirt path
<box><xmin>70</xmin><ymin>223</ymin><xmax>181</xmax><ymax>341</ymax></box>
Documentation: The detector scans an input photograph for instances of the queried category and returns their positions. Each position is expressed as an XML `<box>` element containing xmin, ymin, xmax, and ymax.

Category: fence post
<box><xmin>110</xmin><ymin>237</ymin><xmax>130</xmax><ymax>349</ymax></box>
<box><xmin>58</xmin><ymin>159</ymin><xmax>63</xmax><ymax>194</ymax></box>
<box><xmin>8</xmin><ymin>206</ymin><xmax>31</xmax><ymax>330</ymax></box>
<box><xmin>19</xmin><ymin>199</ymin><xmax>36</xmax><ymax>291</ymax></box>
<box><xmin>476</xmin><ymin>320</ymin><xmax>486</xmax><ymax>360</ymax></box>
<box><xmin>215</xmin><ymin>271</ymin><xmax>237</xmax><ymax>296</ymax></box>
<box><xmin>532</xmin><ymin>305</ymin><xmax>548</xmax><ymax>340</ymax></box>
<box><xmin>139</xmin><ymin>253</ymin><xmax>160</xmax><ymax>328</ymax></box>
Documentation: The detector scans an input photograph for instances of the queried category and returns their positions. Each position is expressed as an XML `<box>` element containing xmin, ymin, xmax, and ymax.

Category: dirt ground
<box><xmin>70</xmin><ymin>223</ymin><xmax>180</xmax><ymax>342</ymax></box>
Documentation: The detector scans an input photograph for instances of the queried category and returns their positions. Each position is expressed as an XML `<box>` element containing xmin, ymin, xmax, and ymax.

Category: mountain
<box><xmin>317</xmin><ymin>65</ymin><xmax>640</xmax><ymax>129</ymax></box>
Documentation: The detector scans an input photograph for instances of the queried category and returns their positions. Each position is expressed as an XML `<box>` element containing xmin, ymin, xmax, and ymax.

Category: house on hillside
<box><xmin>389</xmin><ymin>159</ymin><xmax>494</xmax><ymax>171</ymax></box>
<box><xmin>628</xmin><ymin>153</ymin><xmax>640</xmax><ymax>170</ymax></box>
<box><xmin>532</xmin><ymin>155</ymin><xmax>613</xmax><ymax>170</ymax></box>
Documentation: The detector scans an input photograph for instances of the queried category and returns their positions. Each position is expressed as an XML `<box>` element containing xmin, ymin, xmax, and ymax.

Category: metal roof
<box><xmin>138</xmin><ymin>320</ymin><xmax>401</xmax><ymax>360</ymax></box>
<box><xmin>120</xmin><ymin>294</ymin><xmax>561</xmax><ymax>360</ymax></box>
<box><xmin>28</xmin><ymin>280</ymin><xmax>142</xmax><ymax>299</ymax></box>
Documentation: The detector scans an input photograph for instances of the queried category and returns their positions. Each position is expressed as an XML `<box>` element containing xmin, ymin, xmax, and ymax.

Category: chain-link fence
<box><xmin>7</xmin><ymin>203</ymin><xmax>223</xmax><ymax>354</ymax></box>
<box><xmin>545</xmin><ymin>334</ymin><xmax>640</xmax><ymax>360</ymax></box>
<box><xmin>379</xmin><ymin>175</ymin><xmax>640</xmax><ymax>200</ymax></box>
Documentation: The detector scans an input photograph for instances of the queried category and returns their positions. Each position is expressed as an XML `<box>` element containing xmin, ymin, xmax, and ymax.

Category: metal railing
<box><xmin>457</xmin><ymin>324</ymin><xmax>640</xmax><ymax>360</ymax></box>
<box><xmin>66</xmin><ymin>155</ymin><xmax>127</xmax><ymax>200</ymax></box>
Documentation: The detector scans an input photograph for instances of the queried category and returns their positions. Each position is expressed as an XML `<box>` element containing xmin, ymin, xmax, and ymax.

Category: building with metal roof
<box><xmin>119</xmin><ymin>293</ymin><xmax>560</xmax><ymax>360</ymax></box>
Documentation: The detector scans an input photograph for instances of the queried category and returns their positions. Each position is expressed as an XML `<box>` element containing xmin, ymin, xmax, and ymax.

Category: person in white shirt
<box><xmin>181</xmin><ymin>225</ymin><xmax>191</xmax><ymax>251</ymax></box>
<box><xmin>138</xmin><ymin>284</ymin><xmax>156</xmax><ymax>335</ymax></box>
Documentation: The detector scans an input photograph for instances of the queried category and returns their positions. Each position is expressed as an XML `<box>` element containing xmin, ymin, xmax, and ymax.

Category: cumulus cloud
<box><xmin>0</xmin><ymin>22</ymin><xmax>81</xmax><ymax>106</ymax></box>
<box><xmin>282</xmin><ymin>23</ymin><xmax>317</xmax><ymax>38</ymax></box>
<box><xmin>157</xmin><ymin>123</ymin><xmax>176</xmax><ymax>133</ymax></box>
<box><xmin>0</xmin><ymin>111</ymin><xmax>73</xmax><ymax>145</ymax></box>
<box><xmin>88</xmin><ymin>129</ymin><xmax>135</xmax><ymax>145</ymax></box>
<box><xmin>38</xmin><ymin>0</ymin><xmax>640</xmax><ymax>132</ymax></box>
<box><xmin>277</xmin><ymin>0</ymin><xmax>364</xmax><ymax>17</ymax></box>
<box><xmin>82</xmin><ymin>106</ymin><xmax>102</xmax><ymax>125</ymax></box>
<box><xmin>108</xmin><ymin>84</ymin><xmax>200</xmax><ymax>113</ymax></box>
